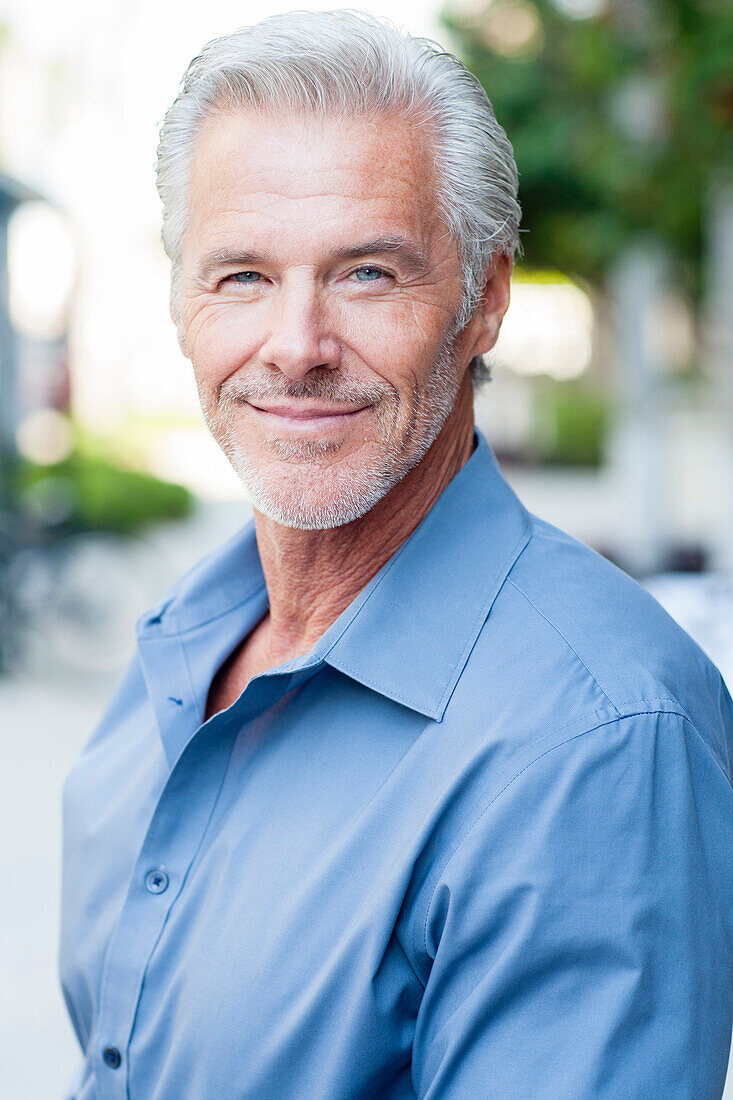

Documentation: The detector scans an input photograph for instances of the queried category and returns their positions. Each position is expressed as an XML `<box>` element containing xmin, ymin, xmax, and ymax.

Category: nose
<box><xmin>259</xmin><ymin>278</ymin><xmax>341</xmax><ymax>380</ymax></box>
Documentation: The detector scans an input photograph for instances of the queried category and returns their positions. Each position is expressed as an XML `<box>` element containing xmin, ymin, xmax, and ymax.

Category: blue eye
<box><xmin>354</xmin><ymin>266</ymin><xmax>385</xmax><ymax>282</ymax></box>
<box><xmin>230</xmin><ymin>271</ymin><xmax>261</xmax><ymax>283</ymax></box>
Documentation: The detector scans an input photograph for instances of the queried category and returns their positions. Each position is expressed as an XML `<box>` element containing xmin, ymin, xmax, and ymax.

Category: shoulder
<box><xmin>453</xmin><ymin>513</ymin><xmax>732</xmax><ymax>780</ymax></box>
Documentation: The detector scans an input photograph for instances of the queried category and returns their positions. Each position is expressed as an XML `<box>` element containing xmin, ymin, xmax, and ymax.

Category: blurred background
<box><xmin>0</xmin><ymin>0</ymin><xmax>731</xmax><ymax>1094</ymax></box>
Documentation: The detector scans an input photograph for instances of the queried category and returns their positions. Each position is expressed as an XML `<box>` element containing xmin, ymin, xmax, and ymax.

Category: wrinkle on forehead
<box><xmin>185</xmin><ymin>107</ymin><xmax>446</xmax><ymax>258</ymax></box>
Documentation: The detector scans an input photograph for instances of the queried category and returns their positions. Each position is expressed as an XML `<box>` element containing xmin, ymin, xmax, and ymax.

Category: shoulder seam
<box><xmin>675</xmin><ymin>710</ymin><xmax>732</xmax><ymax>785</ymax></box>
<box><xmin>507</xmin><ymin>576</ymin><xmax>621</xmax><ymax>715</ymax></box>
<box><xmin>420</xmin><ymin>706</ymin><xmax>691</xmax><ymax>965</ymax></box>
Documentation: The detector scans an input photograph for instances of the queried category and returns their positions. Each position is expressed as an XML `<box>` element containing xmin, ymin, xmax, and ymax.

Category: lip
<box><xmin>245</xmin><ymin>401</ymin><xmax>370</xmax><ymax>428</ymax></box>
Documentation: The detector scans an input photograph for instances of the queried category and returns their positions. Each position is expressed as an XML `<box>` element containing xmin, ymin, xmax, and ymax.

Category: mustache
<box><xmin>217</xmin><ymin>372</ymin><xmax>389</xmax><ymax>409</ymax></box>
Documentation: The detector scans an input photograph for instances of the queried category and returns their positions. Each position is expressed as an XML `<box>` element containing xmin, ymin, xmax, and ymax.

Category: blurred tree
<box><xmin>443</xmin><ymin>0</ymin><xmax>733</xmax><ymax>297</ymax></box>
<box><xmin>18</xmin><ymin>430</ymin><xmax>192</xmax><ymax>535</ymax></box>
<box><xmin>533</xmin><ymin>377</ymin><xmax>609</xmax><ymax>464</ymax></box>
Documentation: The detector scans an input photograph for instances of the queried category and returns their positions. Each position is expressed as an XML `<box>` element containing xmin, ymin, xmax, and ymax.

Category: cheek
<box><xmin>341</xmin><ymin>303</ymin><xmax>445</xmax><ymax>389</ymax></box>
<box><xmin>187</xmin><ymin>304</ymin><xmax>264</xmax><ymax>392</ymax></box>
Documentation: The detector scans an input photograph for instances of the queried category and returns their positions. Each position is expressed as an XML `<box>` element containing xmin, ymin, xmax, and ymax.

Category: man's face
<box><xmin>179</xmin><ymin>108</ymin><xmax>479</xmax><ymax>528</ymax></box>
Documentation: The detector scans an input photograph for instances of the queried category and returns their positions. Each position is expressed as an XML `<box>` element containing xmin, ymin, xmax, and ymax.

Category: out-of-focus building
<box><xmin>0</xmin><ymin>174</ymin><xmax>73</xmax><ymax>509</ymax></box>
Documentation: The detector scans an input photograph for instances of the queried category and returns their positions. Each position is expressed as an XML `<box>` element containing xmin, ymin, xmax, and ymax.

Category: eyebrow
<box><xmin>195</xmin><ymin>236</ymin><xmax>429</xmax><ymax>283</ymax></box>
<box><xmin>195</xmin><ymin>249</ymin><xmax>273</xmax><ymax>283</ymax></box>
<box><xmin>331</xmin><ymin>237</ymin><xmax>430</xmax><ymax>276</ymax></box>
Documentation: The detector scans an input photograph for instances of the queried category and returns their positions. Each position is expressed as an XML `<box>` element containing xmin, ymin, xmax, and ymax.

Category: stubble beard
<box><xmin>198</xmin><ymin>325</ymin><xmax>464</xmax><ymax>530</ymax></box>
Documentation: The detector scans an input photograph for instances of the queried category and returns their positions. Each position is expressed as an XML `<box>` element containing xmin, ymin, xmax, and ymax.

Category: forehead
<box><xmin>184</xmin><ymin>106</ymin><xmax>445</xmax><ymax>258</ymax></box>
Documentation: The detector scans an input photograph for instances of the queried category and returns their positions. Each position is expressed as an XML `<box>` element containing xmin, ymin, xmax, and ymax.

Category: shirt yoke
<box><xmin>503</xmin><ymin>514</ymin><xmax>732</xmax><ymax>776</ymax></box>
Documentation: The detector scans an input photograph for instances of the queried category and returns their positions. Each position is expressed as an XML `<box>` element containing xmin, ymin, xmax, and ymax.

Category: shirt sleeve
<box><xmin>411</xmin><ymin>710</ymin><xmax>733</xmax><ymax>1099</ymax></box>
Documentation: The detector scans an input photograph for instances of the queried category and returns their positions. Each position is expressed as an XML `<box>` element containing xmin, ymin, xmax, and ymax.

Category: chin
<box><xmin>229</xmin><ymin>446</ymin><xmax>415</xmax><ymax>530</ymax></box>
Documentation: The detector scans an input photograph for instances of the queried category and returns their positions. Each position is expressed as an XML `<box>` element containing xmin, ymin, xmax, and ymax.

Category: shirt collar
<box><xmin>138</xmin><ymin>428</ymin><xmax>532</xmax><ymax>724</ymax></box>
<box><xmin>321</xmin><ymin>428</ymin><xmax>532</xmax><ymax>719</ymax></box>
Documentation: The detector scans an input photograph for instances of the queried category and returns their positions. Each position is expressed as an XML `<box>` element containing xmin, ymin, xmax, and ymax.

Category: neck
<box><xmin>251</xmin><ymin>375</ymin><xmax>475</xmax><ymax>666</ymax></box>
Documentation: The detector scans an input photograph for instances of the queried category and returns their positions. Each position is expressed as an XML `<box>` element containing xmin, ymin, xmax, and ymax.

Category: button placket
<box><xmin>92</xmin><ymin>712</ymin><xmax>242</xmax><ymax>1098</ymax></box>
<box><xmin>91</xmin><ymin>667</ymin><xmax>297</xmax><ymax>1097</ymax></box>
<box><xmin>82</xmin><ymin>584</ymin><xmax>280</xmax><ymax>1096</ymax></box>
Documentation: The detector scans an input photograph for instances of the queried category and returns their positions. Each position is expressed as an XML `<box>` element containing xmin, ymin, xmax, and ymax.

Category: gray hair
<box><xmin>155</xmin><ymin>9</ymin><xmax>521</xmax><ymax>385</ymax></box>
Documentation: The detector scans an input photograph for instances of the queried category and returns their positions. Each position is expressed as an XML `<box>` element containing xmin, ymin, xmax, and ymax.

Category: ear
<box><xmin>464</xmin><ymin>251</ymin><xmax>513</xmax><ymax>360</ymax></box>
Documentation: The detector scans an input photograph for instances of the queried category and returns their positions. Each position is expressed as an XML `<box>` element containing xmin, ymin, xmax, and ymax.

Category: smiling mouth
<box><xmin>246</xmin><ymin>402</ymin><xmax>370</xmax><ymax>424</ymax></box>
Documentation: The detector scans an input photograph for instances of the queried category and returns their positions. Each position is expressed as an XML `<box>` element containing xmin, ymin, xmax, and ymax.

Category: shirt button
<box><xmin>103</xmin><ymin>1046</ymin><xmax>122</xmax><ymax>1069</ymax></box>
<box><xmin>144</xmin><ymin>868</ymin><xmax>169</xmax><ymax>894</ymax></box>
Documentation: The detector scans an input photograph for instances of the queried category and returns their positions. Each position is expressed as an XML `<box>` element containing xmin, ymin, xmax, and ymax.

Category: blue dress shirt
<box><xmin>60</xmin><ymin>429</ymin><xmax>733</xmax><ymax>1099</ymax></box>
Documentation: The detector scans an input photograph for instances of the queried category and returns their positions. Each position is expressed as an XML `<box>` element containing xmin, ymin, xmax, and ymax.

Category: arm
<box><xmin>412</xmin><ymin>711</ymin><xmax>733</xmax><ymax>1099</ymax></box>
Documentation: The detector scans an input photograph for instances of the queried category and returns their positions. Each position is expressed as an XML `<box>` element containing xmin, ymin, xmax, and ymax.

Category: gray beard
<box><xmin>199</xmin><ymin>325</ymin><xmax>463</xmax><ymax>530</ymax></box>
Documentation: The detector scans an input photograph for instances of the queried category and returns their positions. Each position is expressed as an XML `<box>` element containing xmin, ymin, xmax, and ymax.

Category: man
<box><xmin>59</xmin><ymin>11</ymin><xmax>733</xmax><ymax>1099</ymax></box>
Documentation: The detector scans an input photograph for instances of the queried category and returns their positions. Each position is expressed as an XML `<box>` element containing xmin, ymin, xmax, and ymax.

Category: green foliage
<box><xmin>443</xmin><ymin>0</ymin><xmax>733</xmax><ymax>295</ymax></box>
<box><xmin>18</xmin><ymin>445</ymin><xmax>192</xmax><ymax>534</ymax></box>
<box><xmin>533</xmin><ymin>379</ymin><xmax>609</xmax><ymax>466</ymax></box>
